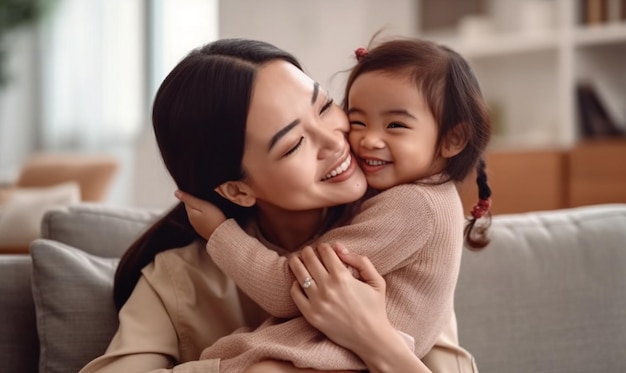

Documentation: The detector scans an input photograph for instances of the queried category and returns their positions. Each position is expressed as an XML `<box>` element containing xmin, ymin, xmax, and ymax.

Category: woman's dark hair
<box><xmin>114</xmin><ymin>39</ymin><xmax>303</xmax><ymax>310</ymax></box>
<box><xmin>344</xmin><ymin>38</ymin><xmax>492</xmax><ymax>249</ymax></box>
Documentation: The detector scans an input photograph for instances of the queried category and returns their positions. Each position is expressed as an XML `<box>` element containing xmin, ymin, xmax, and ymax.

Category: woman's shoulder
<box><xmin>142</xmin><ymin>240</ymin><xmax>215</xmax><ymax>282</ymax></box>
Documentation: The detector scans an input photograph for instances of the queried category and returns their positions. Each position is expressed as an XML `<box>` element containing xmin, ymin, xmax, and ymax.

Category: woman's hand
<box><xmin>174</xmin><ymin>190</ymin><xmax>226</xmax><ymax>240</ymax></box>
<box><xmin>288</xmin><ymin>243</ymin><xmax>431</xmax><ymax>373</ymax></box>
<box><xmin>288</xmin><ymin>243</ymin><xmax>390</xmax><ymax>354</ymax></box>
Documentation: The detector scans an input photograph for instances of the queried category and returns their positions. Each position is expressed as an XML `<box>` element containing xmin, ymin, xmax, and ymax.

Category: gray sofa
<box><xmin>1</xmin><ymin>203</ymin><xmax>625</xmax><ymax>373</ymax></box>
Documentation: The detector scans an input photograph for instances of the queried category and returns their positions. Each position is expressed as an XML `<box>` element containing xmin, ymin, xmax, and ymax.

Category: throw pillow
<box><xmin>0</xmin><ymin>182</ymin><xmax>80</xmax><ymax>249</ymax></box>
<box><xmin>30</xmin><ymin>239</ymin><xmax>119</xmax><ymax>373</ymax></box>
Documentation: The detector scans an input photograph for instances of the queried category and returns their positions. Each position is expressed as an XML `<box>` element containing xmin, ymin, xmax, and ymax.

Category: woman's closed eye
<box><xmin>320</xmin><ymin>97</ymin><xmax>334</xmax><ymax>115</ymax></box>
<box><xmin>283</xmin><ymin>136</ymin><xmax>304</xmax><ymax>158</ymax></box>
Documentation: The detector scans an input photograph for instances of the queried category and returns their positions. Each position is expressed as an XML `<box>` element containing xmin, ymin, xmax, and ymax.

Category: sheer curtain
<box><xmin>132</xmin><ymin>0</ymin><xmax>219</xmax><ymax>208</ymax></box>
<box><xmin>39</xmin><ymin>0</ymin><xmax>146</xmax><ymax>150</ymax></box>
<box><xmin>38</xmin><ymin>0</ymin><xmax>218</xmax><ymax>205</ymax></box>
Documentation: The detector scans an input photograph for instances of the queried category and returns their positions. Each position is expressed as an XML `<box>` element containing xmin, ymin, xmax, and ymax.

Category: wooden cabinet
<box><xmin>569</xmin><ymin>139</ymin><xmax>626</xmax><ymax>206</ymax></box>
<box><xmin>457</xmin><ymin>139</ymin><xmax>626</xmax><ymax>214</ymax></box>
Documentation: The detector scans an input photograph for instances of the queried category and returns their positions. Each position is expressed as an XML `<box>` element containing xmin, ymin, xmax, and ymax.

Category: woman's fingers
<box><xmin>300</xmin><ymin>245</ymin><xmax>329</xmax><ymax>281</ymax></box>
<box><xmin>334</xmin><ymin>243</ymin><xmax>385</xmax><ymax>291</ymax></box>
<box><xmin>290</xmin><ymin>280</ymin><xmax>309</xmax><ymax>311</ymax></box>
<box><xmin>288</xmin><ymin>249</ymin><xmax>318</xmax><ymax>292</ymax></box>
<box><xmin>317</xmin><ymin>242</ymin><xmax>351</xmax><ymax>275</ymax></box>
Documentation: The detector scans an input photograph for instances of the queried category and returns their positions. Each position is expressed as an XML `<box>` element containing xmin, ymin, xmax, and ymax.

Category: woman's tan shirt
<box><xmin>79</xmin><ymin>241</ymin><xmax>268</xmax><ymax>373</ymax></box>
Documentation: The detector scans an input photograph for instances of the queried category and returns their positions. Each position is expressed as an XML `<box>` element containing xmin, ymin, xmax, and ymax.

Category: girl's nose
<box><xmin>360</xmin><ymin>131</ymin><xmax>385</xmax><ymax>149</ymax></box>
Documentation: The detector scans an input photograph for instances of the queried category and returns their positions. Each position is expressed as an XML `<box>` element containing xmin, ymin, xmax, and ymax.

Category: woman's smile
<box><xmin>321</xmin><ymin>153</ymin><xmax>359</xmax><ymax>183</ymax></box>
<box><xmin>321</xmin><ymin>153</ymin><xmax>352</xmax><ymax>181</ymax></box>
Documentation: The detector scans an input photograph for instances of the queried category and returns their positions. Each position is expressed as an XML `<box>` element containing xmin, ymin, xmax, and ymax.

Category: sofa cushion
<box><xmin>0</xmin><ymin>182</ymin><xmax>80</xmax><ymax>252</ymax></box>
<box><xmin>30</xmin><ymin>239</ymin><xmax>119</xmax><ymax>373</ymax></box>
<box><xmin>41</xmin><ymin>204</ymin><xmax>161</xmax><ymax>258</ymax></box>
<box><xmin>0</xmin><ymin>255</ymin><xmax>39</xmax><ymax>373</ymax></box>
<box><xmin>16</xmin><ymin>153</ymin><xmax>119</xmax><ymax>202</ymax></box>
<box><xmin>456</xmin><ymin>204</ymin><xmax>626</xmax><ymax>373</ymax></box>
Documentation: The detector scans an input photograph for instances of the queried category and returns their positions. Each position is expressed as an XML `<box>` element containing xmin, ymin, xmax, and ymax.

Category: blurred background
<box><xmin>0</xmin><ymin>0</ymin><xmax>625</xmax><ymax>212</ymax></box>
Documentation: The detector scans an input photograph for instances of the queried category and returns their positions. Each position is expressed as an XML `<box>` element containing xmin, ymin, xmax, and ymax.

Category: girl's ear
<box><xmin>441</xmin><ymin>122</ymin><xmax>469</xmax><ymax>158</ymax></box>
<box><xmin>214</xmin><ymin>181</ymin><xmax>256</xmax><ymax>207</ymax></box>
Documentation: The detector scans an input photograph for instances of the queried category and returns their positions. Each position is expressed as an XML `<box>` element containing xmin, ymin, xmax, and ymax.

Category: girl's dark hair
<box><xmin>114</xmin><ymin>39</ymin><xmax>303</xmax><ymax>310</ymax></box>
<box><xmin>343</xmin><ymin>38</ymin><xmax>492</xmax><ymax>249</ymax></box>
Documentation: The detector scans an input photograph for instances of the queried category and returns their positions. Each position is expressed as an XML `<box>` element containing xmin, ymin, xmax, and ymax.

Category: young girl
<box><xmin>180</xmin><ymin>37</ymin><xmax>492</xmax><ymax>372</ymax></box>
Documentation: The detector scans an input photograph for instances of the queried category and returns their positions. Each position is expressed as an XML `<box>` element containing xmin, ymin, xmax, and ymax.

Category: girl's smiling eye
<box><xmin>387</xmin><ymin>122</ymin><xmax>408</xmax><ymax>129</ymax></box>
<box><xmin>283</xmin><ymin>136</ymin><xmax>304</xmax><ymax>158</ymax></box>
<box><xmin>349</xmin><ymin>120</ymin><xmax>366</xmax><ymax>127</ymax></box>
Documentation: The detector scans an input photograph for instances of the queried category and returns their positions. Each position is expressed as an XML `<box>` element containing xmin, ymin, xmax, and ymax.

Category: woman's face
<box><xmin>239</xmin><ymin>60</ymin><xmax>367</xmax><ymax>211</ymax></box>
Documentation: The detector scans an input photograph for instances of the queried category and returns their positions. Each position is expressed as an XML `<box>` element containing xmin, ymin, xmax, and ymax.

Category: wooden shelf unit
<box><xmin>457</xmin><ymin>139</ymin><xmax>626</xmax><ymax>215</ymax></box>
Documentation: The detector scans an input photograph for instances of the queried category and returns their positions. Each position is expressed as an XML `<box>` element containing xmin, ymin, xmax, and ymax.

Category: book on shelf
<box><xmin>576</xmin><ymin>82</ymin><xmax>625</xmax><ymax>138</ymax></box>
<box><xmin>581</xmin><ymin>0</ymin><xmax>608</xmax><ymax>25</ymax></box>
<box><xmin>580</xmin><ymin>0</ymin><xmax>626</xmax><ymax>24</ymax></box>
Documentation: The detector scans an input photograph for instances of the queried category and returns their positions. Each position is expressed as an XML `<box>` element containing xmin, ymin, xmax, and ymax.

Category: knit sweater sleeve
<box><xmin>206</xmin><ymin>220</ymin><xmax>299</xmax><ymax>318</ymax></box>
<box><xmin>317</xmin><ymin>184</ymin><xmax>436</xmax><ymax>274</ymax></box>
<box><xmin>206</xmin><ymin>184</ymin><xmax>436</xmax><ymax>319</ymax></box>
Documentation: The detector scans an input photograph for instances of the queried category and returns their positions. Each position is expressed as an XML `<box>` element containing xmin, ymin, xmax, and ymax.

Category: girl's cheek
<box><xmin>348</xmin><ymin>132</ymin><xmax>359</xmax><ymax>151</ymax></box>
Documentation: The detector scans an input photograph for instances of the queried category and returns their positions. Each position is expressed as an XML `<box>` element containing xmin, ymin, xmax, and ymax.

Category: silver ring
<box><xmin>302</xmin><ymin>277</ymin><xmax>313</xmax><ymax>289</ymax></box>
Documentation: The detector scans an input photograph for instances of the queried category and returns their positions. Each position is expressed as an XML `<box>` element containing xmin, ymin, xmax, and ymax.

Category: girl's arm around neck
<box><xmin>177</xmin><ymin>189</ymin><xmax>299</xmax><ymax>318</ymax></box>
<box><xmin>208</xmin><ymin>220</ymin><xmax>300</xmax><ymax>318</ymax></box>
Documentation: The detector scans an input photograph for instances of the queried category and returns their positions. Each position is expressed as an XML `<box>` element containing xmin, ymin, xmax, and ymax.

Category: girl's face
<box><xmin>239</xmin><ymin>60</ymin><xmax>367</xmax><ymax>210</ymax></box>
<box><xmin>347</xmin><ymin>71</ymin><xmax>445</xmax><ymax>190</ymax></box>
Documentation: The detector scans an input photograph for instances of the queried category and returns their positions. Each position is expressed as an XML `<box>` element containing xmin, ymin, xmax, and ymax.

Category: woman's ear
<box><xmin>214</xmin><ymin>181</ymin><xmax>256</xmax><ymax>207</ymax></box>
<box><xmin>441</xmin><ymin>122</ymin><xmax>469</xmax><ymax>158</ymax></box>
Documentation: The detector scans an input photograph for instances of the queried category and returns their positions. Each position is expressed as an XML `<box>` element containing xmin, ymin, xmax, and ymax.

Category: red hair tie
<box><xmin>355</xmin><ymin>47</ymin><xmax>368</xmax><ymax>61</ymax></box>
<box><xmin>471</xmin><ymin>199</ymin><xmax>491</xmax><ymax>219</ymax></box>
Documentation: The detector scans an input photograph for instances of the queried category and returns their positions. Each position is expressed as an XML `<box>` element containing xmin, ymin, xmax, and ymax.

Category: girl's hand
<box><xmin>174</xmin><ymin>190</ymin><xmax>226</xmax><ymax>240</ymax></box>
<box><xmin>243</xmin><ymin>360</ymin><xmax>356</xmax><ymax>373</ymax></box>
<box><xmin>288</xmin><ymin>243</ymin><xmax>390</xmax><ymax>355</ymax></box>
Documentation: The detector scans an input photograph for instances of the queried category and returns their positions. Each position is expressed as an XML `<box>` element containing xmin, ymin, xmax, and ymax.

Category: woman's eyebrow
<box><xmin>268</xmin><ymin>119</ymin><xmax>301</xmax><ymax>152</ymax></box>
<box><xmin>268</xmin><ymin>82</ymin><xmax>320</xmax><ymax>152</ymax></box>
<box><xmin>311</xmin><ymin>81</ymin><xmax>319</xmax><ymax>104</ymax></box>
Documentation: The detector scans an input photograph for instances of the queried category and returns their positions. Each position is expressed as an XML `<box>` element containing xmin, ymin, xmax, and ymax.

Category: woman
<box><xmin>80</xmin><ymin>38</ymin><xmax>465</xmax><ymax>373</ymax></box>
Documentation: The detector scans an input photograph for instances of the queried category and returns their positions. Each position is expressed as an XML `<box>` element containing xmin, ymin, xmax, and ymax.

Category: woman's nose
<box><xmin>316</xmin><ymin>126</ymin><xmax>344</xmax><ymax>160</ymax></box>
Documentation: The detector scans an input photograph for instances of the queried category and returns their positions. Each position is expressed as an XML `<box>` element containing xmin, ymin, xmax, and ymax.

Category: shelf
<box><xmin>435</xmin><ymin>32</ymin><xmax>560</xmax><ymax>60</ymax></box>
<box><xmin>574</xmin><ymin>22</ymin><xmax>626</xmax><ymax>46</ymax></box>
<box><xmin>417</xmin><ymin>0</ymin><xmax>625</xmax><ymax>152</ymax></box>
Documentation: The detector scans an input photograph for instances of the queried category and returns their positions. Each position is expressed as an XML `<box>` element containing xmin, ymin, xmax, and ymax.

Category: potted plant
<box><xmin>0</xmin><ymin>0</ymin><xmax>54</xmax><ymax>86</ymax></box>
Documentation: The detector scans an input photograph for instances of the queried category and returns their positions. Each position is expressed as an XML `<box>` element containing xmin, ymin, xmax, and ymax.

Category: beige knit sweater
<box><xmin>200</xmin><ymin>181</ymin><xmax>465</xmax><ymax>372</ymax></box>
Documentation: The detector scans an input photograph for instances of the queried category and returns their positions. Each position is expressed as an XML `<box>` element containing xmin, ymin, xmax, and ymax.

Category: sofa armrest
<box><xmin>0</xmin><ymin>255</ymin><xmax>39</xmax><ymax>373</ymax></box>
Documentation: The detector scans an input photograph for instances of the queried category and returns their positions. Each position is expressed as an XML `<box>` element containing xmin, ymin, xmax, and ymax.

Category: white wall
<box><xmin>131</xmin><ymin>0</ymin><xmax>418</xmax><ymax>209</ymax></box>
<box><xmin>219</xmin><ymin>0</ymin><xmax>417</xmax><ymax>99</ymax></box>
